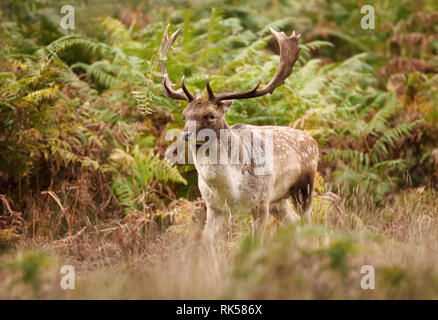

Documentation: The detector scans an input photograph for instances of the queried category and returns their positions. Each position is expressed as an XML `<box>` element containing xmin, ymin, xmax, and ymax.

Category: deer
<box><xmin>160</xmin><ymin>25</ymin><xmax>319</xmax><ymax>242</ymax></box>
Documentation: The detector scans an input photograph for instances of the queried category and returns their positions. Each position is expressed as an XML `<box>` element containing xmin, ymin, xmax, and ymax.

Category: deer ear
<box><xmin>219</xmin><ymin>100</ymin><xmax>233</xmax><ymax>113</ymax></box>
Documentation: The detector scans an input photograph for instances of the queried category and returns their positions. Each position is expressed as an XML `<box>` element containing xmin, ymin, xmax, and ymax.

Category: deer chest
<box><xmin>197</xmin><ymin>164</ymin><xmax>263</xmax><ymax>214</ymax></box>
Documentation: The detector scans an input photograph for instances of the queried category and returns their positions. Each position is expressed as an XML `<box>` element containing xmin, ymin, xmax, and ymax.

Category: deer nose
<box><xmin>180</xmin><ymin>130</ymin><xmax>193</xmax><ymax>141</ymax></box>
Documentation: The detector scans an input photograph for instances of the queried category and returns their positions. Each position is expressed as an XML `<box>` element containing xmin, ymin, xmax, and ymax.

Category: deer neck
<box><xmin>189</xmin><ymin>125</ymin><xmax>240</xmax><ymax>185</ymax></box>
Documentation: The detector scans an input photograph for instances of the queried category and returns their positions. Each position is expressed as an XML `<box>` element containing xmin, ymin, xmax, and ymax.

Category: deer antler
<box><xmin>206</xmin><ymin>28</ymin><xmax>301</xmax><ymax>103</ymax></box>
<box><xmin>160</xmin><ymin>24</ymin><xmax>195</xmax><ymax>102</ymax></box>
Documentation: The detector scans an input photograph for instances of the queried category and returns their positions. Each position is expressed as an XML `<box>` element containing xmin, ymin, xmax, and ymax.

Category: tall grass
<box><xmin>1</xmin><ymin>187</ymin><xmax>438</xmax><ymax>299</ymax></box>
<box><xmin>1</xmin><ymin>0</ymin><xmax>438</xmax><ymax>299</ymax></box>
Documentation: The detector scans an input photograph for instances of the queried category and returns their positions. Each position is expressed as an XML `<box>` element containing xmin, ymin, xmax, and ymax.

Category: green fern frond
<box><xmin>371</xmin><ymin>119</ymin><xmax>423</xmax><ymax>158</ymax></box>
<box><xmin>257</xmin><ymin>18</ymin><xmax>293</xmax><ymax>36</ymax></box>
<box><xmin>71</xmin><ymin>61</ymin><xmax>118</xmax><ymax>88</ymax></box>
<box><xmin>23</xmin><ymin>86</ymin><xmax>58</xmax><ymax>104</ymax></box>
<box><xmin>299</xmin><ymin>41</ymin><xmax>334</xmax><ymax>62</ymax></box>
<box><xmin>200</xmin><ymin>7</ymin><xmax>226</xmax><ymax>65</ymax></box>
<box><xmin>100</xmin><ymin>17</ymin><xmax>130</xmax><ymax>44</ymax></box>
<box><xmin>368</xmin><ymin>99</ymin><xmax>399</xmax><ymax>134</ymax></box>
<box><xmin>39</xmin><ymin>35</ymin><xmax>113</xmax><ymax>61</ymax></box>
<box><xmin>134</xmin><ymin>148</ymin><xmax>187</xmax><ymax>186</ymax></box>
<box><xmin>324</xmin><ymin>149</ymin><xmax>370</xmax><ymax>169</ymax></box>
<box><xmin>221</xmin><ymin>35</ymin><xmax>271</xmax><ymax>73</ymax></box>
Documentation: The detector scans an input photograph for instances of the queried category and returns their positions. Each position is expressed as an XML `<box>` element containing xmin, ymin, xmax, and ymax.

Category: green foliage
<box><xmin>231</xmin><ymin>224</ymin><xmax>362</xmax><ymax>297</ymax></box>
<box><xmin>0</xmin><ymin>4</ymin><xmax>187</xmax><ymax>218</ymax></box>
<box><xmin>1</xmin><ymin>0</ymin><xmax>437</xmax><ymax>227</ymax></box>
<box><xmin>1</xmin><ymin>0</ymin><xmax>438</xmax><ymax>301</ymax></box>
<box><xmin>4</xmin><ymin>251</ymin><xmax>50</xmax><ymax>293</ymax></box>
<box><xmin>107</xmin><ymin>146</ymin><xmax>186</xmax><ymax>213</ymax></box>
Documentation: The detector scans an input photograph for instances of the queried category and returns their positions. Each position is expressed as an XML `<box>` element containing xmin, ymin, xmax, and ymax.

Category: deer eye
<box><xmin>207</xmin><ymin>114</ymin><xmax>215</xmax><ymax>121</ymax></box>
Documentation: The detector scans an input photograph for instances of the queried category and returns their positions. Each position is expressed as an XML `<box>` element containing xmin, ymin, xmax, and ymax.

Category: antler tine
<box><xmin>160</xmin><ymin>24</ymin><xmax>194</xmax><ymax>102</ymax></box>
<box><xmin>209</xmin><ymin>28</ymin><xmax>300</xmax><ymax>103</ymax></box>
<box><xmin>206</xmin><ymin>76</ymin><xmax>215</xmax><ymax>101</ymax></box>
<box><xmin>181</xmin><ymin>75</ymin><xmax>195</xmax><ymax>101</ymax></box>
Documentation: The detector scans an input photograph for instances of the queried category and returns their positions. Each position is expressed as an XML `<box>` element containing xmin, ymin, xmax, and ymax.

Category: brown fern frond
<box><xmin>0</xmin><ymin>194</ymin><xmax>24</xmax><ymax>233</ymax></box>
<box><xmin>379</xmin><ymin>57</ymin><xmax>437</xmax><ymax>80</ymax></box>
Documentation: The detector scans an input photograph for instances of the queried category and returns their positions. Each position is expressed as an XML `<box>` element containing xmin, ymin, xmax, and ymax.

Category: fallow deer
<box><xmin>160</xmin><ymin>25</ymin><xmax>319</xmax><ymax>241</ymax></box>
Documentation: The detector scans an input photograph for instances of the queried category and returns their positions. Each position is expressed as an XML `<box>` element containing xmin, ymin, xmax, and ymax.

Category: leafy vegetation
<box><xmin>1</xmin><ymin>0</ymin><xmax>438</xmax><ymax>299</ymax></box>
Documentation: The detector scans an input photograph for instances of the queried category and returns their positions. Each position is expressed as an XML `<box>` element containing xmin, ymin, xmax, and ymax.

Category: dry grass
<box><xmin>1</xmin><ymin>187</ymin><xmax>438</xmax><ymax>299</ymax></box>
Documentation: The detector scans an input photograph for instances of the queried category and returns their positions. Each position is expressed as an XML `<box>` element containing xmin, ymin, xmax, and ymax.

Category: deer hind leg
<box><xmin>270</xmin><ymin>199</ymin><xmax>300</xmax><ymax>223</ymax></box>
<box><xmin>290</xmin><ymin>172</ymin><xmax>315</xmax><ymax>221</ymax></box>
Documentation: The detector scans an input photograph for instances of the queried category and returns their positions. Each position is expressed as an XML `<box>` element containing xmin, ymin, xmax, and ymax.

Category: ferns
<box><xmin>135</xmin><ymin>148</ymin><xmax>187</xmax><ymax>185</ymax></box>
<box><xmin>372</xmin><ymin>120</ymin><xmax>424</xmax><ymax>158</ymax></box>
<box><xmin>37</xmin><ymin>35</ymin><xmax>113</xmax><ymax>62</ymax></box>
<box><xmin>112</xmin><ymin>176</ymin><xmax>138</xmax><ymax>211</ymax></box>
<box><xmin>71</xmin><ymin>61</ymin><xmax>119</xmax><ymax>89</ymax></box>
<box><xmin>1</xmin><ymin>0</ymin><xmax>437</xmax><ymax>220</ymax></box>
<box><xmin>0</xmin><ymin>10</ymin><xmax>188</xmax><ymax>215</ymax></box>
<box><xmin>23</xmin><ymin>85</ymin><xmax>59</xmax><ymax>104</ymax></box>
<box><xmin>323</xmin><ymin>116</ymin><xmax>424</xmax><ymax>199</ymax></box>
<box><xmin>200</xmin><ymin>8</ymin><xmax>226</xmax><ymax>66</ymax></box>
<box><xmin>108</xmin><ymin>146</ymin><xmax>186</xmax><ymax>213</ymax></box>
<box><xmin>100</xmin><ymin>17</ymin><xmax>131</xmax><ymax>44</ymax></box>
<box><xmin>368</xmin><ymin>100</ymin><xmax>398</xmax><ymax>135</ymax></box>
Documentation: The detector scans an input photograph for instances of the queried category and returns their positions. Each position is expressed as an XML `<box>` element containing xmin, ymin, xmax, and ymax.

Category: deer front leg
<box><xmin>203</xmin><ymin>205</ymin><xmax>226</xmax><ymax>243</ymax></box>
<box><xmin>251</xmin><ymin>201</ymin><xmax>269</xmax><ymax>242</ymax></box>
<box><xmin>270</xmin><ymin>199</ymin><xmax>300</xmax><ymax>223</ymax></box>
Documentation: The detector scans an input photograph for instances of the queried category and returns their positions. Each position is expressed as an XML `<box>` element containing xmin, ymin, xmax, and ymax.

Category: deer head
<box><xmin>160</xmin><ymin>24</ymin><xmax>301</xmax><ymax>142</ymax></box>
